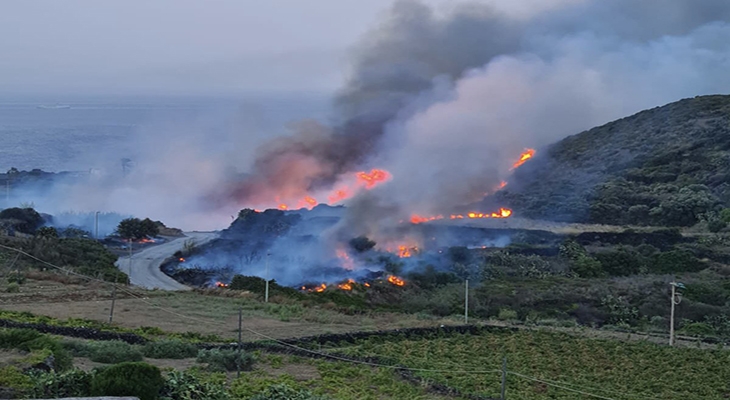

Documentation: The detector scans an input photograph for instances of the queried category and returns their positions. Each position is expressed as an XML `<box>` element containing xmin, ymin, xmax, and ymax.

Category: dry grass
<box><xmin>0</xmin><ymin>290</ymin><xmax>462</xmax><ymax>341</ymax></box>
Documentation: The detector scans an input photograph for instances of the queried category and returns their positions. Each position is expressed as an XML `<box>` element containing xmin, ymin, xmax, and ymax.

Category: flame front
<box><xmin>356</xmin><ymin>169</ymin><xmax>391</xmax><ymax>189</ymax></box>
<box><xmin>215</xmin><ymin>281</ymin><xmax>228</xmax><ymax>288</ymax></box>
<box><xmin>337</xmin><ymin>278</ymin><xmax>355</xmax><ymax>291</ymax></box>
<box><xmin>511</xmin><ymin>148</ymin><xmax>536</xmax><ymax>170</ymax></box>
<box><xmin>387</xmin><ymin>275</ymin><xmax>406</xmax><ymax>286</ymax></box>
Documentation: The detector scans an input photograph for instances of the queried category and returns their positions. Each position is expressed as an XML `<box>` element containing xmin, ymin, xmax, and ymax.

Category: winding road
<box><xmin>115</xmin><ymin>231</ymin><xmax>218</xmax><ymax>290</ymax></box>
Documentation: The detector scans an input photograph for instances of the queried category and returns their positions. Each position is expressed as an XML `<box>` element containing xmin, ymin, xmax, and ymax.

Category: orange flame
<box><xmin>337</xmin><ymin>278</ymin><xmax>355</xmax><ymax>291</ymax></box>
<box><xmin>314</xmin><ymin>283</ymin><xmax>327</xmax><ymax>292</ymax></box>
<box><xmin>450</xmin><ymin>207</ymin><xmax>512</xmax><ymax>220</ymax></box>
<box><xmin>178</xmin><ymin>257</ymin><xmax>185</xmax><ymax>262</ymax></box>
<box><xmin>387</xmin><ymin>275</ymin><xmax>406</xmax><ymax>286</ymax></box>
<box><xmin>364</xmin><ymin>282</ymin><xmax>371</xmax><ymax>287</ymax></box>
<box><xmin>328</xmin><ymin>188</ymin><xmax>351</xmax><ymax>204</ymax></box>
<box><xmin>398</xmin><ymin>245</ymin><xmax>414</xmax><ymax>258</ymax></box>
<box><xmin>410</xmin><ymin>214</ymin><xmax>443</xmax><ymax>224</ymax></box>
<box><xmin>215</xmin><ymin>281</ymin><xmax>228</xmax><ymax>288</ymax></box>
<box><xmin>278</xmin><ymin>204</ymin><xmax>288</xmax><ymax>210</ymax></box>
<box><xmin>511</xmin><ymin>148</ymin><xmax>536</xmax><ymax>170</ymax></box>
<box><xmin>356</xmin><ymin>169</ymin><xmax>391</xmax><ymax>189</ymax></box>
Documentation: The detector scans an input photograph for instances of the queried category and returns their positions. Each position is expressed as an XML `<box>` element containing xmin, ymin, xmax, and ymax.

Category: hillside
<box><xmin>497</xmin><ymin>95</ymin><xmax>730</xmax><ymax>226</ymax></box>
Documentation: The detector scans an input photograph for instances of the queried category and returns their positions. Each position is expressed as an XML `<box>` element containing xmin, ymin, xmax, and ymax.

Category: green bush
<box><xmin>196</xmin><ymin>348</ymin><xmax>254</xmax><ymax>372</ymax></box>
<box><xmin>6</xmin><ymin>270</ymin><xmax>26</xmax><ymax>284</ymax></box>
<box><xmin>28</xmin><ymin>369</ymin><xmax>93</xmax><ymax>398</ymax></box>
<box><xmin>90</xmin><ymin>362</ymin><xmax>164</xmax><ymax>400</ymax></box>
<box><xmin>61</xmin><ymin>340</ymin><xmax>93</xmax><ymax>357</ymax></box>
<box><xmin>497</xmin><ymin>308</ymin><xmax>518</xmax><ymax>321</ymax></box>
<box><xmin>21</xmin><ymin>336</ymin><xmax>73</xmax><ymax>371</ymax></box>
<box><xmin>0</xmin><ymin>365</ymin><xmax>33</xmax><ymax>388</ymax></box>
<box><xmin>88</xmin><ymin>340</ymin><xmax>143</xmax><ymax>364</ymax></box>
<box><xmin>250</xmin><ymin>383</ymin><xmax>330</xmax><ymax>400</ymax></box>
<box><xmin>6</xmin><ymin>282</ymin><xmax>20</xmax><ymax>293</ymax></box>
<box><xmin>142</xmin><ymin>339</ymin><xmax>198</xmax><ymax>359</ymax></box>
<box><xmin>159</xmin><ymin>370</ymin><xmax>230</xmax><ymax>400</ymax></box>
<box><xmin>0</xmin><ymin>328</ymin><xmax>41</xmax><ymax>348</ymax></box>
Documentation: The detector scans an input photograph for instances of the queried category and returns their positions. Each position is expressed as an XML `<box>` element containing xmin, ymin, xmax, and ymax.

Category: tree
<box><xmin>116</xmin><ymin>218</ymin><xmax>159</xmax><ymax>240</ymax></box>
<box><xmin>349</xmin><ymin>236</ymin><xmax>376</xmax><ymax>253</ymax></box>
<box><xmin>36</xmin><ymin>226</ymin><xmax>59</xmax><ymax>239</ymax></box>
<box><xmin>0</xmin><ymin>207</ymin><xmax>44</xmax><ymax>234</ymax></box>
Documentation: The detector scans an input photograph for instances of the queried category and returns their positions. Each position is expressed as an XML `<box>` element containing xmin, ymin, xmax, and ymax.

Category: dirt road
<box><xmin>115</xmin><ymin>232</ymin><xmax>217</xmax><ymax>290</ymax></box>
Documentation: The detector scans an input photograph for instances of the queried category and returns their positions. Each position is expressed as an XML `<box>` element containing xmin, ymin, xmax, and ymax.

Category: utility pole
<box><xmin>264</xmin><ymin>253</ymin><xmax>270</xmax><ymax>303</ymax></box>
<box><xmin>464</xmin><ymin>279</ymin><xmax>469</xmax><ymax>324</ymax></box>
<box><xmin>500</xmin><ymin>357</ymin><xmax>507</xmax><ymax>400</ymax></box>
<box><xmin>108</xmin><ymin>284</ymin><xmax>117</xmax><ymax>324</ymax></box>
<box><xmin>669</xmin><ymin>281</ymin><xmax>684</xmax><ymax>346</ymax></box>
<box><xmin>94</xmin><ymin>211</ymin><xmax>99</xmax><ymax>240</ymax></box>
<box><xmin>237</xmin><ymin>307</ymin><xmax>242</xmax><ymax>378</ymax></box>
<box><xmin>128</xmin><ymin>240</ymin><xmax>133</xmax><ymax>283</ymax></box>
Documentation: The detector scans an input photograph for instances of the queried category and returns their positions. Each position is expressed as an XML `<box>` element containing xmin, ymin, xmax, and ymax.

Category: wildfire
<box><xmin>356</xmin><ymin>169</ymin><xmax>391</xmax><ymax>189</ymax></box>
<box><xmin>511</xmin><ymin>148</ymin><xmax>536</xmax><ymax>170</ymax></box>
<box><xmin>136</xmin><ymin>238</ymin><xmax>155</xmax><ymax>244</ymax></box>
<box><xmin>278</xmin><ymin>204</ymin><xmax>288</xmax><ymax>210</ymax></box>
<box><xmin>215</xmin><ymin>281</ymin><xmax>228</xmax><ymax>288</ymax></box>
<box><xmin>410</xmin><ymin>207</ymin><xmax>513</xmax><ymax>224</ymax></box>
<box><xmin>178</xmin><ymin>257</ymin><xmax>185</xmax><ymax>262</ymax></box>
<box><xmin>497</xmin><ymin>180</ymin><xmax>508</xmax><ymax>190</ymax></box>
<box><xmin>337</xmin><ymin>279</ymin><xmax>355</xmax><ymax>291</ymax></box>
<box><xmin>314</xmin><ymin>283</ymin><xmax>326</xmax><ymax>292</ymax></box>
<box><xmin>398</xmin><ymin>245</ymin><xmax>414</xmax><ymax>258</ymax></box>
<box><xmin>328</xmin><ymin>188</ymin><xmax>351</xmax><ymax>204</ymax></box>
<box><xmin>387</xmin><ymin>275</ymin><xmax>406</xmax><ymax>286</ymax></box>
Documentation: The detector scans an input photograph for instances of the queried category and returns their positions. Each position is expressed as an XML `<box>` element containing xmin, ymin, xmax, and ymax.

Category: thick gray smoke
<box><xmin>224</xmin><ymin>0</ymin><xmax>730</xmax><ymax>242</ymax></box>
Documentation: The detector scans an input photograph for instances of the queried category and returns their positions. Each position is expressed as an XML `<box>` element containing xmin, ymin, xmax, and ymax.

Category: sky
<box><xmin>0</xmin><ymin>0</ymin><xmax>578</xmax><ymax>96</ymax></box>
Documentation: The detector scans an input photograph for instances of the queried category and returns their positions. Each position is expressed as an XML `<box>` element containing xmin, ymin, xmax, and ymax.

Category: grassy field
<box><xmin>330</xmin><ymin>329</ymin><xmax>730</xmax><ymax>400</ymax></box>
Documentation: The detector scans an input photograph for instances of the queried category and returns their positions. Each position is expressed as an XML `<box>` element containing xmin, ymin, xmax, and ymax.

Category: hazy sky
<box><xmin>0</xmin><ymin>0</ymin><xmax>577</xmax><ymax>96</ymax></box>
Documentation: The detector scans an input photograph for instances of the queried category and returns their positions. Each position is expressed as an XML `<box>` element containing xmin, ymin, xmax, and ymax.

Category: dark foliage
<box><xmin>116</xmin><ymin>217</ymin><xmax>160</xmax><ymax>240</ymax></box>
<box><xmin>0</xmin><ymin>207</ymin><xmax>44</xmax><ymax>234</ymax></box>
<box><xmin>349</xmin><ymin>236</ymin><xmax>376</xmax><ymax>253</ymax></box>
<box><xmin>90</xmin><ymin>362</ymin><xmax>164</xmax><ymax>400</ymax></box>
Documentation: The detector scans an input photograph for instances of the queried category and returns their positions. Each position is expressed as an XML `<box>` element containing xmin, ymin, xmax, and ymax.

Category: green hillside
<box><xmin>498</xmin><ymin>95</ymin><xmax>730</xmax><ymax>226</ymax></box>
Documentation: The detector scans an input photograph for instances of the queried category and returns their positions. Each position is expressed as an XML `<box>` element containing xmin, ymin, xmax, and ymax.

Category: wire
<box><xmin>508</xmin><ymin>372</ymin><xmax>620</xmax><ymax>400</ymax></box>
<box><xmin>0</xmin><ymin>242</ymin><xmax>685</xmax><ymax>400</ymax></box>
<box><xmin>507</xmin><ymin>371</ymin><xmax>667</xmax><ymax>400</ymax></box>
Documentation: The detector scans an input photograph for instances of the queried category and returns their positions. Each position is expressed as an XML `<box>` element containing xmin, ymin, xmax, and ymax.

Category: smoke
<box><xmin>8</xmin><ymin>0</ymin><xmax>730</xmax><ymax>242</ymax></box>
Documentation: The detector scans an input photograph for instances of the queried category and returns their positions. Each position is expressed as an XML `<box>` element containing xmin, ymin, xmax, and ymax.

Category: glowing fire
<box><xmin>178</xmin><ymin>257</ymin><xmax>185</xmax><ymax>262</ymax></box>
<box><xmin>356</xmin><ymin>169</ymin><xmax>391</xmax><ymax>189</ymax></box>
<box><xmin>278</xmin><ymin>204</ymin><xmax>288</xmax><ymax>210</ymax></box>
<box><xmin>337</xmin><ymin>279</ymin><xmax>355</xmax><ymax>291</ymax></box>
<box><xmin>511</xmin><ymin>148</ymin><xmax>536</xmax><ymax>170</ymax></box>
<box><xmin>410</xmin><ymin>207</ymin><xmax>513</xmax><ymax>224</ymax></box>
<box><xmin>497</xmin><ymin>181</ymin><xmax>508</xmax><ymax>190</ymax></box>
<box><xmin>328</xmin><ymin>188</ymin><xmax>350</xmax><ymax>203</ymax></box>
<box><xmin>387</xmin><ymin>275</ymin><xmax>406</xmax><ymax>286</ymax></box>
<box><xmin>314</xmin><ymin>283</ymin><xmax>326</xmax><ymax>292</ymax></box>
<box><xmin>215</xmin><ymin>281</ymin><xmax>228</xmax><ymax>288</ymax></box>
<box><xmin>398</xmin><ymin>245</ymin><xmax>414</xmax><ymax>258</ymax></box>
<box><xmin>136</xmin><ymin>238</ymin><xmax>155</xmax><ymax>244</ymax></box>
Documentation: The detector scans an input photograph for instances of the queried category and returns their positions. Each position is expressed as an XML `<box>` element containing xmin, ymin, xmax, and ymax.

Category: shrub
<box><xmin>88</xmin><ymin>340</ymin><xmax>143</xmax><ymax>364</ymax></box>
<box><xmin>196</xmin><ymin>348</ymin><xmax>254</xmax><ymax>372</ymax></box>
<box><xmin>708</xmin><ymin>219</ymin><xmax>727</xmax><ymax>233</ymax></box>
<box><xmin>680</xmin><ymin>322</ymin><xmax>716</xmax><ymax>337</ymax></box>
<box><xmin>142</xmin><ymin>339</ymin><xmax>198</xmax><ymax>359</ymax></box>
<box><xmin>6</xmin><ymin>282</ymin><xmax>19</xmax><ymax>293</ymax></box>
<box><xmin>250</xmin><ymin>383</ymin><xmax>330</xmax><ymax>400</ymax></box>
<box><xmin>21</xmin><ymin>336</ymin><xmax>73</xmax><ymax>371</ymax></box>
<box><xmin>7</xmin><ymin>270</ymin><xmax>26</xmax><ymax>284</ymax></box>
<box><xmin>90</xmin><ymin>362</ymin><xmax>164</xmax><ymax>400</ymax></box>
<box><xmin>159</xmin><ymin>370</ymin><xmax>230</xmax><ymax>400</ymax></box>
<box><xmin>28</xmin><ymin>369</ymin><xmax>93</xmax><ymax>398</ymax></box>
<box><xmin>0</xmin><ymin>366</ymin><xmax>33</xmax><ymax>394</ymax></box>
<box><xmin>61</xmin><ymin>340</ymin><xmax>93</xmax><ymax>358</ymax></box>
<box><xmin>0</xmin><ymin>328</ymin><xmax>42</xmax><ymax>348</ymax></box>
<box><xmin>497</xmin><ymin>308</ymin><xmax>518</xmax><ymax>321</ymax></box>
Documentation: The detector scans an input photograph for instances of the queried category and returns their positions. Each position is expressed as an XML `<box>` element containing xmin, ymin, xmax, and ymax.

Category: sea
<box><xmin>0</xmin><ymin>94</ymin><xmax>332</xmax><ymax>172</ymax></box>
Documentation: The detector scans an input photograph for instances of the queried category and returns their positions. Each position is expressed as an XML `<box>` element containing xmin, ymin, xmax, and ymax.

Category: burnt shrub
<box><xmin>229</xmin><ymin>275</ymin><xmax>302</xmax><ymax>299</ymax></box>
<box><xmin>0</xmin><ymin>207</ymin><xmax>44</xmax><ymax>234</ymax></box>
<box><xmin>90</xmin><ymin>362</ymin><xmax>164</xmax><ymax>400</ymax></box>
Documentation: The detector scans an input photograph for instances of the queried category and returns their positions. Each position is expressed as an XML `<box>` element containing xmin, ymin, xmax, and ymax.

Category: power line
<box><xmin>0</xmin><ymin>242</ymin><xmax>685</xmax><ymax>400</ymax></box>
